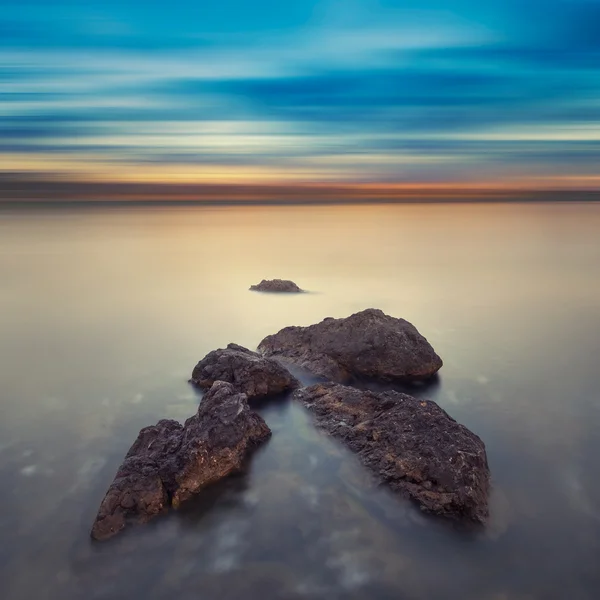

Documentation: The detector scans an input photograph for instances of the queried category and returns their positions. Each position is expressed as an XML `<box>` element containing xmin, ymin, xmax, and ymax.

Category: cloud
<box><xmin>1</xmin><ymin>0</ymin><xmax>599</xmax><ymax>185</ymax></box>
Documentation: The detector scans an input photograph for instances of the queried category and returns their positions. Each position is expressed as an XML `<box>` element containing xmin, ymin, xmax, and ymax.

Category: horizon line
<box><xmin>1</xmin><ymin>175</ymin><xmax>600</xmax><ymax>206</ymax></box>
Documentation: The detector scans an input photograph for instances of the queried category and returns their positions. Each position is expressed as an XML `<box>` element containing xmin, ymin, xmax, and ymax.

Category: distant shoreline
<box><xmin>1</xmin><ymin>193</ymin><xmax>599</xmax><ymax>209</ymax></box>
<box><xmin>1</xmin><ymin>177</ymin><xmax>599</xmax><ymax>207</ymax></box>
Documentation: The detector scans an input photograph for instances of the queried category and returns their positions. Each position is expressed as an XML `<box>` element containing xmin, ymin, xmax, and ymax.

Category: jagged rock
<box><xmin>293</xmin><ymin>383</ymin><xmax>490</xmax><ymax>523</ymax></box>
<box><xmin>190</xmin><ymin>343</ymin><xmax>299</xmax><ymax>399</ymax></box>
<box><xmin>250</xmin><ymin>279</ymin><xmax>303</xmax><ymax>293</ymax></box>
<box><xmin>91</xmin><ymin>381</ymin><xmax>271</xmax><ymax>541</ymax></box>
<box><xmin>258</xmin><ymin>308</ymin><xmax>442</xmax><ymax>383</ymax></box>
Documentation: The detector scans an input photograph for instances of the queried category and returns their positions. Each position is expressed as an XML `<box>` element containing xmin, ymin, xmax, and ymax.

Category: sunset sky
<box><xmin>2</xmin><ymin>0</ymin><xmax>600</xmax><ymax>190</ymax></box>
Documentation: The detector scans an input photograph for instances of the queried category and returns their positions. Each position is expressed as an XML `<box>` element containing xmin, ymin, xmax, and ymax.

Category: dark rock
<box><xmin>190</xmin><ymin>343</ymin><xmax>299</xmax><ymax>399</ymax></box>
<box><xmin>250</xmin><ymin>279</ymin><xmax>303</xmax><ymax>293</ymax></box>
<box><xmin>258</xmin><ymin>308</ymin><xmax>442</xmax><ymax>383</ymax></box>
<box><xmin>293</xmin><ymin>383</ymin><xmax>490</xmax><ymax>523</ymax></box>
<box><xmin>91</xmin><ymin>381</ymin><xmax>271</xmax><ymax>541</ymax></box>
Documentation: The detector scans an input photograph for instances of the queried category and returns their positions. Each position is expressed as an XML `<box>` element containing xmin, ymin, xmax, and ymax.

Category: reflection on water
<box><xmin>1</xmin><ymin>202</ymin><xmax>599</xmax><ymax>599</ymax></box>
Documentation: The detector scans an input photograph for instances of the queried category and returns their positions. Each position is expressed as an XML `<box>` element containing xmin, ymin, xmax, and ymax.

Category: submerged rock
<box><xmin>293</xmin><ymin>383</ymin><xmax>490</xmax><ymax>523</ymax></box>
<box><xmin>250</xmin><ymin>279</ymin><xmax>303</xmax><ymax>293</ymax></box>
<box><xmin>258</xmin><ymin>308</ymin><xmax>442</xmax><ymax>384</ymax></box>
<box><xmin>91</xmin><ymin>381</ymin><xmax>271</xmax><ymax>541</ymax></box>
<box><xmin>190</xmin><ymin>343</ymin><xmax>299</xmax><ymax>399</ymax></box>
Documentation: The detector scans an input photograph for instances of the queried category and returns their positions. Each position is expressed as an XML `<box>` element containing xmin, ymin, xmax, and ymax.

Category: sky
<box><xmin>1</xmin><ymin>0</ymin><xmax>600</xmax><ymax>189</ymax></box>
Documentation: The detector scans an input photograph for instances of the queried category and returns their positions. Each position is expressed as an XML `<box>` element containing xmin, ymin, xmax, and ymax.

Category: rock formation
<box><xmin>258</xmin><ymin>308</ymin><xmax>442</xmax><ymax>383</ymax></box>
<box><xmin>250</xmin><ymin>279</ymin><xmax>303</xmax><ymax>293</ymax></box>
<box><xmin>294</xmin><ymin>383</ymin><xmax>490</xmax><ymax>523</ymax></box>
<box><xmin>190</xmin><ymin>343</ymin><xmax>299</xmax><ymax>399</ymax></box>
<box><xmin>91</xmin><ymin>381</ymin><xmax>271</xmax><ymax>541</ymax></box>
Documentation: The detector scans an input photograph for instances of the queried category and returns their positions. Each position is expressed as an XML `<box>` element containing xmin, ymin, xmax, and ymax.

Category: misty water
<box><xmin>1</xmin><ymin>202</ymin><xmax>599</xmax><ymax>600</ymax></box>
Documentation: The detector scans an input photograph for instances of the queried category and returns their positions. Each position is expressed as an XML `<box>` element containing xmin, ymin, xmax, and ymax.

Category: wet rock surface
<box><xmin>258</xmin><ymin>308</ymin><xmax>443</xmax><ymax>383</ymax></box>
<box><xmin>250</xmin><ymin>279</ymin><xmax>303</xmax><ymax>293</ymax></box>
<box><xmin>293</xmin><ymin>383</ymin><xmax>490</xmax><ymax>523</ymax></box>
<box><xmin>190</xmin><ymin>343</ymin><xmax>299</xmax><ymax>399</ymax></box>
<box><xmin>91</xmin><ymin>381</ymin><xmax>271</xmax><ymax>541</ymax></box>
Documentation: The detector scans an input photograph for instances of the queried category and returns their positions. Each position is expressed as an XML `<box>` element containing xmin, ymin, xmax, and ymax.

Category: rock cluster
<box><xmin>92</xmin><ymin>307</ymin><xmax>491</xmax><ymax>541</ymax></box>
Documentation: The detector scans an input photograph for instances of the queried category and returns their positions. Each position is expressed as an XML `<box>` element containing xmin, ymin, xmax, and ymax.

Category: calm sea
<box><xmin>1</xmin><ymin>202</ymin><xmax>599</xmax><ymax>600</ymax></box>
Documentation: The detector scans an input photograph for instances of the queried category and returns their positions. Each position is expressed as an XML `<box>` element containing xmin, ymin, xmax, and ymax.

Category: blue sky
<box><xmin>2</xmin><ymin>0</ymin><xmax>599</xmax><ymax>186</ymax></box>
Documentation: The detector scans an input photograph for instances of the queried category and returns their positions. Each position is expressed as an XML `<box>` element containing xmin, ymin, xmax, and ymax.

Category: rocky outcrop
<box><xmin>293</xmin><ymin>383</ymin><xmax>490</xmax><ymax>523</ymax></box>
<box><xmin>190</xmin><ymin>343</ymin><xmax>299</xmax><ymax>399</ymax></box>
<box><xmin>250</xmin><ymin>279</ymin><xmax>303</xmax><ymax>293</ymax></box>
<box><xmin>258</xmin><ymin>308</ymin><xmax>442</xmax><ymax>383</ymax></box>
<box><xmin>91</xmin><ymin>381</ymin><xmax>271</xmax><ymax>541</ymax></box>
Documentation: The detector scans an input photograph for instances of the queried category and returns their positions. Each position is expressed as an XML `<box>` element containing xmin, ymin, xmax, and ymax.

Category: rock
<box><xmin>250</xmin><ymin>279</ymin><xmax>303</xmax><ymax>293</ymax></box>
<box><xmin>91</xmin><ymin>381</ymin><xmax>271</xmax><ymax>541</ymax></box>
<box><xmin>258</xmin><ymin>308</ymin><xmax>442</xmax><ymax>383</ymax></box>
<box><xmin>190</xmin><ymin>343</ymin><xmax>299</xmax><ymax>399</ymax></box>
<box><xmin>293</xmin><ymin>383</ymin><xmax>490</xmax><ymax>523</ymax></box>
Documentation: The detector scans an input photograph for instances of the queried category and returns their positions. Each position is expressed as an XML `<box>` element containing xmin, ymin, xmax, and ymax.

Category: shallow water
<box><xmin>1</xmin><ymin>202</ymin><xmax>599</xmax><ymax>600</ymax></box>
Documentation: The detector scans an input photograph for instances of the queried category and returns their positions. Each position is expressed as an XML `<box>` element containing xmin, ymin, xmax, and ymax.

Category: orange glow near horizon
<box><xmin>2</xmin><ymin>152</ymin><xmax>600</xmax><ymax>194</ymax></box>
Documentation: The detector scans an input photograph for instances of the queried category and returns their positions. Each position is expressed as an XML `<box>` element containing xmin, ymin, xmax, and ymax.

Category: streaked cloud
<box><xmin>1</xmin><ymin>0</ymin><xmax>599</xmax><ymax>188</ymax></box>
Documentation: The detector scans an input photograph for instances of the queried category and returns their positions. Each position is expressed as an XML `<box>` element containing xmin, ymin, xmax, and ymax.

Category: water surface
<box><xmin>1</xmin><ymin>202</ymin><xmax>599</xmax><ymax>599</ymax></box>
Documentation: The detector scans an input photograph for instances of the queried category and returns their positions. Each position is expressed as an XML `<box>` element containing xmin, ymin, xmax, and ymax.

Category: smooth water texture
<box><xmin>1</xmin><ymin>202</ymin><xmax>599</xmax><ymax>600</ymax></box>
